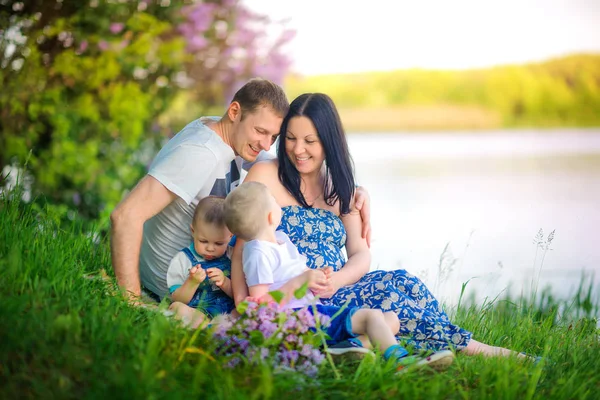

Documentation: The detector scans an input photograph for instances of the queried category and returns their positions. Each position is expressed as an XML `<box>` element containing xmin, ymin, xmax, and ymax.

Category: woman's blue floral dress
<box><xmin>277</xmin><ymin>205</ymin><xmax>472</xmax><ymax>351</ymax></box>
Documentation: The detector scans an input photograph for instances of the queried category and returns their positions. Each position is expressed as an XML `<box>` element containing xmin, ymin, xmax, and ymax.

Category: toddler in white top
<box><xmin>223</xmin><ymin>181</ymin><xmax>455</xmax><ymax>374</ymax></box>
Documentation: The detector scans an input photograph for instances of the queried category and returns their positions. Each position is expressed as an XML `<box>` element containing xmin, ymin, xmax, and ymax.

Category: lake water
<box><xmin>347</xmin><ymin>129</ymin><xmax>600</xmax><ymax>306</ymax></box>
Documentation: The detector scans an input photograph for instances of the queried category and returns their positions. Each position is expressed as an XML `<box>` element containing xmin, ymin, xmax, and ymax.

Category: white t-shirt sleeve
<box><xmin>148</xmin><ymin>144</ymin><xmax>218</xmax><ymax>204</ymax></box>
<box><xmin>166</xmin><ymin>252</ymin><xmax>193</xmax><ymax>294</ymax></box>
<box><xmin>243</xmin><ymin>247</ymin><xmax>274</xmax><ymax>288</ymax></box>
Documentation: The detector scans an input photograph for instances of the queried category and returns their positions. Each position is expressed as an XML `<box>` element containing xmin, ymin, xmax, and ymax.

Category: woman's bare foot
<box><xmin>463</xmin><ymin>339</ymin><xmax>521</xmax><ymax>357</ymax></box>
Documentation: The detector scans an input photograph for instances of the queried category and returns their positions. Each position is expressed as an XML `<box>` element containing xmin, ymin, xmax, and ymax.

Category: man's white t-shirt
<box><xmin>243</xmin><ymin>231</ymin><xmax>319</xmax><ymax>309</ymax></box>
<box><xmin>139</xmin><ymin>118</ymin><xmax>236</xmax><ymax>297</ymax></box>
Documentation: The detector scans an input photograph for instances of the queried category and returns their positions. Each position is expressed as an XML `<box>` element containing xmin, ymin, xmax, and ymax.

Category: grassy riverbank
<box><xmin>1</xmin><ymin>193</ymin><xmax>598</xmax><ymax>399</ymax></box>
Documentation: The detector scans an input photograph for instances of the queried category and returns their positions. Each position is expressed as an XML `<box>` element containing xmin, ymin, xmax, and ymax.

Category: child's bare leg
<box><xmin>463</xmin><ymin>339</ymin><xmax>525</xmax><ymax>358</ymax></box>
<box><xmin>354</xmin><ymin>335</ymin><xmax>371</xmax><ymax>348</ymax></box>
<box><xmin>384</xmin><ymin>311</ymin><xmax>400</xmax><ymax>335</ymax></box>
<box><xmin>351</xmin><ymin>309</ymin><xmax>455</xmax><ymax>372</ymax></box>
<box><xmin>350</xmin><ymin>309</ymin><xmax>397</xmax><ymax>351</ymax></box>
<box><xmin>168</xmin><ymin>302</ymin><xmax>209</xmax><ymax>329</ymax></box>
<box><xmin>355</xmin><ymin>311</ymin><xmax>398</xmax><ymax>349</ymax></box>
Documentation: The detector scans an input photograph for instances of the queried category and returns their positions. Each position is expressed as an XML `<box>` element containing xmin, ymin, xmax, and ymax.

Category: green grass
<box><xmin>1</xmin><ymin>193</ymin><xmax>599</xmax><ymax>399</ymax></box>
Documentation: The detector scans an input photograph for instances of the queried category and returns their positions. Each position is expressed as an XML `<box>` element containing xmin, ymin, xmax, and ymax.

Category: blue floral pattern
<box><xmin>277</xmin><ymin>205</ymin><xmax>472</xmax><ymax>351</ymax></box>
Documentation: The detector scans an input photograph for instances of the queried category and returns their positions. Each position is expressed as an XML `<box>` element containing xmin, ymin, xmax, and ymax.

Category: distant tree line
<box><xmin>286</xmin><ymin>54</ymin><xmax>600</xmax><ymax>128</ymax></box>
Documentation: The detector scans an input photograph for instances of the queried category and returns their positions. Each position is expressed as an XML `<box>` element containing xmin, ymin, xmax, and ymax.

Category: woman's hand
<box><xmin>354</xmin><ymin>186</ymin><xmax>372</xmax><ymax>247</ymax></box>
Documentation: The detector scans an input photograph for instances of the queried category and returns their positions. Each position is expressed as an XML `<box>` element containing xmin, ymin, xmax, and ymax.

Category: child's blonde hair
<box><xmin>224</xmin><ymin>182</ymin><xmax>274</xmax><ymax>241</ymax></box>
<box><xmin>193</xmin><ymin>196</ymin><xmax>227</xmax><ymax>228</ymax></box>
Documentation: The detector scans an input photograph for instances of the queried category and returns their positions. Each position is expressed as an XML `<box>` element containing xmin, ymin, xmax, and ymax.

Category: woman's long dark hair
<box><xmin>277</xmin><ymin>93</ymin><xmax>355</xmax><ymax>215</ymax></box>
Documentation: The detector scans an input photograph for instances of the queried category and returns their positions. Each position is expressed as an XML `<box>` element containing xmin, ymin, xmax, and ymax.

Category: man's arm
<box><xmin>110</xmin><ymin>175</ymin><xmax>178</xmax><ymax>298</ymax></box>
<box><xmin>354</xmin><ymin>186</ymin><xmax>372</xmax><ymax>247</ymax></box>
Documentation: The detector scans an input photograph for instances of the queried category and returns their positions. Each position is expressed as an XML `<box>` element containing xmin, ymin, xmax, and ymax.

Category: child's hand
<box><xmin>244</xmin><ymin>295</ymin><xmax>271</xmax><ymax>304</ymax></box>
<box><xmin>206</xmin><ymin>268</ymin><xmax>227</xmax><ymax>287</ymax></box>
<box><xmin>304</xmin><ymin>269</ymin><xmax>329</xmax><ymax>293</ymax></box>
<box><xmin>314</xmin><ymin>270</ymin><xmax>340</xmax><ymax>299</ymax></box>
<box><xmin>321</xmin><ymin>266</ymin><xmax>334</xmax><ymax>278</ymax></box>
<box><xmin>188</xmin><ymin>265</ymin><xmax>207</xmax><ymax>283</ymax></box>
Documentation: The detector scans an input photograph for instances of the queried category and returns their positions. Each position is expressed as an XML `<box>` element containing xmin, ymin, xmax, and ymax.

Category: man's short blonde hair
<box><xmin>224</xmin><ymin>181</ymin><xmax>274</xmax><ymax>241</ymax></box>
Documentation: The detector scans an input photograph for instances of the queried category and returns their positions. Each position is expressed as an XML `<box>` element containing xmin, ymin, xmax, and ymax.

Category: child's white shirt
<box><xmin>243</xmin><ymin>231</ymin><xmax>319</xmax><ymax>309</ymax></box>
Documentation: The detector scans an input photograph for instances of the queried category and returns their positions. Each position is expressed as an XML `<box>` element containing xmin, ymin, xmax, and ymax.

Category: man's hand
<box><xmin>206</xmin><ymin>268</ymin><xmax>227</xmax><ymax>287</ymax></box>
<box><xmin>188</xmin><ymin>265</ymin><xmax>207</xmax><ymax>284</ymax></box>
<box><xmin>354</xmin><ymin>186</ymin><xmax>372</xmax><ymax>247</ymax></box>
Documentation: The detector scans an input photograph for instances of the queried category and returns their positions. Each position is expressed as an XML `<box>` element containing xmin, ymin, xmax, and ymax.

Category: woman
<box><xmin>232</xmin><ymin>93</ymin><xmax>527</xmax><ymax>357</ymax></box>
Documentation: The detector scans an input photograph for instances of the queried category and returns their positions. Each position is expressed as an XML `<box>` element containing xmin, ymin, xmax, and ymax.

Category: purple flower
<box><xmin>257</xmin><ymin>305</ymin><xmax>276</xmax><ymax>321</ymax></box>
<box><xmin>233</xmin><ymin>337</ymin><xmax>250</xmax><ymax>351</ymax></box>
<box><xmin>188</xmin><ymin>3</ymin><xmax>216</xmax><ymax>32</ymax></box>
<box><xmin>77</xmin><ymin>40</ymin><xmax>88</xmax><ymax>54</ymax></box>
<box><xmin>311</xmin><ymin>349</ymin><xmax>325</xmax><ymax>364</ymax></box>
<box><xmin>188</xmin><ymin>35</ymin><xmax>207</xmax><ymax>51</ymax></box>
<box><xmin>287</xmin><ymin>350</ymin><xmax>299</xmax><ymax>364</ymax></box>
<box><xmin>298</xmin><ymin>361</ymin><xmax>319</xmax><ymax>377</ymax></box>
<box><xmin>243</xmin><ymin>318</ymin><xmax>258</xmax><ymax>331</ymax></box>
<box><xmin>296</xmin><ymin>308</ymin><xmax>316</xmax><ymax>328</ymax></box>
<box><xmin>283</xmin><ymin>315</ymin><xmax>298</xmax><ymax>331</ymax></box>
<box><xmin>260</xmin><ymin>347</ymin><xmax>269</xmax><ymax>359</ymax></box>
<box><xmin>285</xmin><ymin>334</ymin><xmax>298</xmax><ymax>343</ymax></box>
<box><xmin>258</xmin><ymin>320</ymin><xmax>277</xmax><ymax>338</ymax></box>
<box><xmin>98</xmin><ymin>40</ymin><xmax>109</xmax><ymax>51</ymax></box>
<box><xmin>225</xmin><ymin>357</ymin><xmax>241</xmax><ymax>368</ymax></box>
<box><xmin>244</xmin><ymin>301</ymin><xmax>259</xmax><ymax>315</ymax></box>
<box><xmin>110</xmin><ymin>22</ymin><xmax>124</xmax><ymax>34</ymax></box>
<box><xmin>212</xmin><ymin>298</ymin><xmax>327</xmax><ymax>376</ymax></box>
<box><xmin>300</xmin><ymin>344</ymin><xmax>313</xmax><ymax>357</ymax></box>
<box><xmin>318</xmin><ymin>314</ymin><xmax>331</xmax><ymax>329</ymax></box>
<box><xmin>117</xmin><ymin>39</ymin><xmax>129</xmax><ymax>50</ymax></box>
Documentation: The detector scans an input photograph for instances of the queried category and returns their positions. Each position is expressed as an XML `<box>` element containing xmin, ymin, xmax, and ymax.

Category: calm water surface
<box><xmin>347</xmin><ymin>129</ymin><xmax>600</xmax><ymax>305</ymax></box>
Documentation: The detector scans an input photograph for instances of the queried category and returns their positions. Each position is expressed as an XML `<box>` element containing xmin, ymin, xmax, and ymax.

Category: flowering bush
<box><xmin>1</xmin><ymin>0</ymin><xmax>294</xmax><ymax>222</ymax></box>
<box><xmin>213</xmin><ymin>299</ymin><xmax>330</xmax><ymax>377</ymax></box>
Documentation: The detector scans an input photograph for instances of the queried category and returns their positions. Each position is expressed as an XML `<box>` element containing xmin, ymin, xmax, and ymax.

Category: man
<box><xmin>110</xmin><ymin>79</ymin><xmax>370</xmax><ymax>301</ymax></box>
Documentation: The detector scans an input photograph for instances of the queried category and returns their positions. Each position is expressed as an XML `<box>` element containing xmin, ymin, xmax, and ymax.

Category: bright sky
<box><xmin>245</xmin><ymin>0</ymin><xmax>600</xmax><ymax>75</ymax></box>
